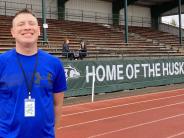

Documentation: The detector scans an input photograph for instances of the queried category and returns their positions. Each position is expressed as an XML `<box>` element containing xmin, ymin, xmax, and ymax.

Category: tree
<box><xmin>170</xmin><ymin>18</ymin><xmax>177</xmax><ymax>26</ymax></box>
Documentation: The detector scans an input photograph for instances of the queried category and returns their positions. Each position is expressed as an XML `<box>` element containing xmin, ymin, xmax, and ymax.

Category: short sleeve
<box><xmin>53</xmin><ymin>60</ymin><xmax>67</xmax><ymax>93</ymax></box>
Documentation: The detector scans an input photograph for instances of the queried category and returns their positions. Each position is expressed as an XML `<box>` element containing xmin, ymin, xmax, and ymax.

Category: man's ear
<box><xmin>38</xmin><ymin>26</ymin><xmax>41</xmax><ymax>36</ymax></box>
<box><xmin>11</xmin><ymin>27</ymin><xmax>15</xmax><ymax>38</ymax></box>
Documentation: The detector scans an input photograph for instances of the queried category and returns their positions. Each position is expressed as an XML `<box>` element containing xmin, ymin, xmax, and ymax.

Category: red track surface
<box><xmin>57</xmin><ymin>89</ymin><xmax>184</xmax><ymax>138</ymax></box>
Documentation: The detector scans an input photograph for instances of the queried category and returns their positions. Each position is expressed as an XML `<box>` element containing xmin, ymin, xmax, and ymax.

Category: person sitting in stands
<box><xmin>62</xmin><ymin>38</ymin><xmax>74</xmax><ymax>60</ymax></box>
<box><xmin>79</xmin><ymin>40</ymin><xmax>87</xmax><ymax>60</ymax></box>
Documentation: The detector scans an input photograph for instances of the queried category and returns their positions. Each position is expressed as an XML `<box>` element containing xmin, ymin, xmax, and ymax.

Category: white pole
<box><xmin>91</xmin><ymin>73</ymin><xmax>95</xmax><ymax>102</ymax></box>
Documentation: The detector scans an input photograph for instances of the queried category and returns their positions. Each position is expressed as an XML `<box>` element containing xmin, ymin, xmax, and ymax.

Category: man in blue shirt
<box><xmin>0</xmin><ymin>9</ymin><xmax>67</xmax><ymax>138</ymax></box>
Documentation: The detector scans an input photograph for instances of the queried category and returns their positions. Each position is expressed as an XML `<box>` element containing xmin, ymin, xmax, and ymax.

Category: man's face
<box><xmin>66</xmin><ymin>40</ymin><xmax>69</xmax><ymax>44</ymax></box>
<box><xmin>11</xmin><ymin>13</ymin><xmax>40</xmax><ymax>46</ymax></box>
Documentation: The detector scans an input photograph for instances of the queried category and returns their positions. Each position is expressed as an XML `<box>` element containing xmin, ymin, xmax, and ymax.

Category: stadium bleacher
<box><xmin>0</xmin><ymin>15</ymin><xmax>183</xmax><ymax>60</ymax></box>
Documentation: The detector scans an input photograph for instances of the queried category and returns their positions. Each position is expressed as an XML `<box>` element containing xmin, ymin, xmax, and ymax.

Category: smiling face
<box><xmin>11</xmin><ymin>13</ymin><xmax>40</xmax><ymax>48</ymax></box>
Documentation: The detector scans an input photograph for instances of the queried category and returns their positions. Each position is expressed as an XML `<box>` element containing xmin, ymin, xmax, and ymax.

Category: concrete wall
<box><xmin>65</xmin><ymin>0</ymin><xmax>112</xmax><ymax>24</ymax></box>
<box><xmin>0</xmin><ymin>0</ymin><xmax>152</xmax><ymax>27</ymax></box>
<box><xmin>119</xmin><ymin>5</ymin><xmax>151</xmax><ymax>27</ymax></box>
<box><xmin>0</xmin><ymin>0</ymin><xmax>57</xmax><ymax>19</ymax></box>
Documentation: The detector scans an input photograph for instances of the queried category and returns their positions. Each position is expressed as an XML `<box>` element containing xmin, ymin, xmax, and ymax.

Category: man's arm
<box><xmin>54</xmin><ymin>92</ymin><xmax>64</xmax><ymax>136</ymax></box>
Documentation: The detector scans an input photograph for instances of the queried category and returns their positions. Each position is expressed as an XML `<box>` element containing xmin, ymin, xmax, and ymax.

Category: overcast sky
<box><xmin>162</xmin><ymin>14</ymin><xmax>184</xmax><ymax>27</ymax></box>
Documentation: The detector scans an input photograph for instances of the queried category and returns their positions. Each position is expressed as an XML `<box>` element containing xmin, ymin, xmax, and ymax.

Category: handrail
<box><xmin>159</xmin><ymin>22</ymin><xmax>184</xmax><ymax>37</ymax></box>
<box><xmin>0</xmin><ymin>1</ymin><xmax>152</xmax><ymax>27</ymax></box>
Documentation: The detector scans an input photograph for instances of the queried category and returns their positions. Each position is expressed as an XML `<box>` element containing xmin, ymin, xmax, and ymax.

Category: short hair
<box><xmin>64</xmin><ymin>38</ymin><xmax>69</xmax><ymax>43</ymax></box>
<box><xmin>12</xmin><ymin>8</ymin><xmax>37</xmax><ymax>26</ymax></box>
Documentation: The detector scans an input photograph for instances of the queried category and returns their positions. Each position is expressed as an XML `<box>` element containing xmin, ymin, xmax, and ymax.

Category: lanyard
<box><xmin>16</xmin><ymin>52</ymin><xmax>38</xmax><ymax>99</ymax></box>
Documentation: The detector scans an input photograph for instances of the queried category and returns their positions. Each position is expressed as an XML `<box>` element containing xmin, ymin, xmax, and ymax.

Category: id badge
<box><xmin>24</xmin><ymin>98</ymin><xmax>35</xmax><ymax>117</ymax></box>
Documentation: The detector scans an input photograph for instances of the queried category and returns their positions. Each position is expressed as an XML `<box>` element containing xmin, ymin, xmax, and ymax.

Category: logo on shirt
<box><xmin>64</xmin><ymin>65</ymin><xmax>80</xmax><ymax>80</ymax></box>
<box><xmin>35</xmin><ymin>72</ymin><xmax>53</xmax><ymax>85</ymax></box>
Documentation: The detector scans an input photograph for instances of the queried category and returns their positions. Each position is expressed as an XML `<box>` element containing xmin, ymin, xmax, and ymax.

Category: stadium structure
<box><xmin>0</xmin><ymin>0</ymin><xmax>184</xmax><ymax>97</ymax></box>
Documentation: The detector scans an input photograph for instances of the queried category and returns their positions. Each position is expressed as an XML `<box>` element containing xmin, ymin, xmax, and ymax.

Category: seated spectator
<box><xmin>79</xmin><ymin>40</ymin><xmax>87</xmax><ymax>60</ymax></box>
<box><xmin>62</xmin><ymin>38</ymin><xmax>74</xmax><ymax>60</ymax></box>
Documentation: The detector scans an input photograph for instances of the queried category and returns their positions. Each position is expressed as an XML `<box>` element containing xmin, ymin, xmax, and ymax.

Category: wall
<box><xmin>65</xmin><ymin>0</ymin><xmax>112</xmax><ymax>24</ymax></box>
<box><xmin>119</xmin><ymin>5</ymin><xmax>151</xmax><ymax>27</ymax></box>
<box><xmin>0</xmin><ymin>0</ymin><xmax>58</xmax><ymax>19</ymax></box>
<box><xmin>0</xmin><ymin>0</ymin><xmax>152</xmax><ymax>27</ymax></box>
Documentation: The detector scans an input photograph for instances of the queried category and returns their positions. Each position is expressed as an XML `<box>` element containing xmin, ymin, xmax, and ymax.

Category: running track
<box><xmin>57</xmin><ymin>88</ymin><xmax>184</xmax><ymax>138</ymax></box>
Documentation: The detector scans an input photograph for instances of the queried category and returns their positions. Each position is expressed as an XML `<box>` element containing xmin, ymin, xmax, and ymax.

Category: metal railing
<box><xmin>0</xmin><ymin>1</ymin><xmax>152</xmax><ymax>27</ymax></box>
<box><xmin>159</xmin><ymin>21</ymin><xmax>184</xmax><ymax>37</ymax></box>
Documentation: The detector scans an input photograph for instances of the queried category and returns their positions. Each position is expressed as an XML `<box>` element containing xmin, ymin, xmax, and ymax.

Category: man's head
<box><xmin>11</xmin><ymin>9</ymin><xmax>40</xmax><ymax>47</ymax></box>
<box><xmin>64</xmin><ymin>38</ymin><xmax>69</xmax><ymax>44</ymax></box>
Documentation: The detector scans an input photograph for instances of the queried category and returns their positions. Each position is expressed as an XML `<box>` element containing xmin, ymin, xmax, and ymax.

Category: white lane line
<box><xmin>166</xmin><ymin>131</ymin><xmax>184</xmax><ymax>138</ymax></box>
<box><xmin>63</xmin><ymin>88</ymin><xmax>184</xmax><ymax>108</ymax></box>
<box><xmin>63</xmin><ymin>93</ymin><xmax>184</xmax><ymax>116</ymax></box>
<box><xmin>59</xmin><ymin>101</ymin><xmax>184</xmax><ymax>129</ymax></box>
<box><xmin>88</xmin><ymin>113</ymin><xmax>184</xmax><ymax>138</ymax></box>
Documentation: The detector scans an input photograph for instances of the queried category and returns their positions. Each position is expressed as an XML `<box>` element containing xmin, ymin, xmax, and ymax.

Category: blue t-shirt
<box><xmin>0</xmin><ymin>49</ymin><xmax>67</xmax><ymax>138</ymax></box>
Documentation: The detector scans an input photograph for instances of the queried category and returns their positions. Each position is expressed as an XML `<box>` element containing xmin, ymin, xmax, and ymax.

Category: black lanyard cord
<box><xmin>16</xmin><ymin>52</ymin><xmax>38</xmax><ymax>97</ymax></box>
